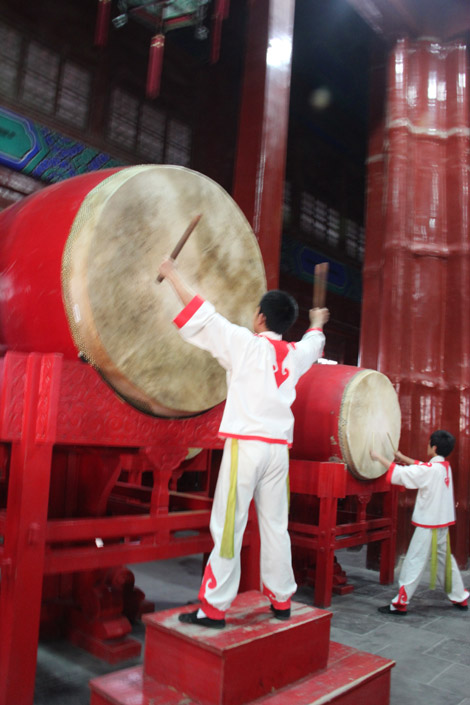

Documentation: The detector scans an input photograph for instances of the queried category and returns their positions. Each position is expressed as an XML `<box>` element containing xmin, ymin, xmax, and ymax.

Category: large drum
<box><xmin>0</xmin><ymin>165</ymin><xmax>266</xmax><ymax>416</ymax></box>
<box><xmin>291</xmin><ymin>364</ymin><xmax>401</xmax><ymax>480</ymax></box>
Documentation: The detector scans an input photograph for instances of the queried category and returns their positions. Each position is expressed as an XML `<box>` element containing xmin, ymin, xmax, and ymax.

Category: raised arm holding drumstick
<box><xmin>157</xmin><ymin>254</ymin><xmax>328</xmax><ymax>628</ymax></box>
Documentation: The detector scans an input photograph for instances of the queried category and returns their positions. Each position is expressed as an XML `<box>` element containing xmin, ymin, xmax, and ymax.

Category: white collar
<box><xmin>430</xmin><ymin>455</ymin><xmax>445</xmax><ymax>463</ymax></box>
<box><xmin>257</xmin><ymin>331</ymin><xmax>282</xmax><ymax>341</ymax></box>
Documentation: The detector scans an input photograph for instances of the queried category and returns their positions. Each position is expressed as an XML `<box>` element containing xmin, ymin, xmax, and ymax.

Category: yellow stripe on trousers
<box><xmin>220</xmin><ymin>439</ymin><xmax>238</xmax><ymax>559</ymax></box>
<box><xmin>219</xmin><ymin>442</ymin><xmax>291</xmax><ymax>559</ymax></box>
<box><xmin>429</xmin><ymin>528</ymin><xmax>452</xmax><ymax>593</ymax></box>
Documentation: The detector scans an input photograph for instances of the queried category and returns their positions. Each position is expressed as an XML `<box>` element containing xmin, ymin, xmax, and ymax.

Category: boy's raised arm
<box><xmin>370</xmin><ymin>449</ymin><xmax>393</xmax><ymax>469</ymax></box>
<box><xmin>370</xmin><ymin>447</ymin><xmax>416</xmax><ymax>471</ymax></box>
<box><xmin>158</xmin><ymin>256</ymin><xmax>196</xmax><ymax>307</ymax></box>
<box><xmin>394</xmin><ymin>450</ymin><xmax>416</xmax><ymax>465</ymax></box>
<box><xmin>309</xmin><ymin>307</ymin><xmax>329</xmax><ymax>330</ymax></box>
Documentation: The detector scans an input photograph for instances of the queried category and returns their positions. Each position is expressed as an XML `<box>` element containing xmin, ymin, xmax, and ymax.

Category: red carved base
<box><xmin>296</xmin><ymin>554</ymin><xmax>355</xmax><ymax>596</ymax></box>
<box><xmin>69</xmin><ymin>629</ymin><xmax>141</xmax><ymax>664</ymax></box>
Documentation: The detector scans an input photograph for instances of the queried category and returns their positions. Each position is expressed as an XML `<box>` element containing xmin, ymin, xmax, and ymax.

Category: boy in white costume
<box><xmin>371</xmin><ymin>429</ymin><xmax>468</xmax><ymax>615</ymax></box>
<box><xmin>158</xmin><ymin>256</ymin><xmax>329</xmax><ymax>628</ymax></box>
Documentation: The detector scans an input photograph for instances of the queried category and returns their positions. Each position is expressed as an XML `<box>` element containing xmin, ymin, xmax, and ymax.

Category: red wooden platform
<box><xmin>144</xmin><ymin>592</ymin><xmax>331</xmax><ymax>705</ymax></box>
<box><xmin>90</xmin><ymin>591</ymin><xmax>394</xmax><ymax>705</ymax></box>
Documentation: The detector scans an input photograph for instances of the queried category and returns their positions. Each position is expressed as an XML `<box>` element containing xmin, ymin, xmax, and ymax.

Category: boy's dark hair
<box><xmin>430</xmin><ymin>429</ymin><xmax>455</xmax><ymax>457</ymax></box>
<box><xmin>259</xmin><ymin>290</ymin><xmax>299</xmax><ymax>335</ymax></box>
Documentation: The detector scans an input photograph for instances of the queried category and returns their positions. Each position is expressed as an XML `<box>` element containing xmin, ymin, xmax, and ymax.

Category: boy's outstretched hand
<box><xmin>158</xmin><ymin>255</ymin><xmax>176</xmax><ymax>281</ymax></box>
<box><xmin>370</xmin><ymin>448</ymin><xmax>392</xmax><ymax>469</ymax></box>
<box><xmin>309</xmin><ymin>307</ymin><xmax>329</xmax><ymax>329</ymax></box>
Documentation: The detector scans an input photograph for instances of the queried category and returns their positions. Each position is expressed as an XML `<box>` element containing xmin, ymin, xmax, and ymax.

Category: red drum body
<box><xmin>0</xmin><ymin>169</ymin><xmax>120</xmax><ymax>359</ymax></box>
<box><xmin>0</xmin><ymin>165</ymin><xmax>266</xmax><ymax>417</ymax></box>
<box><xmin>291</xmin><ymin>364</ymin><xmax>401</xmax><ymax>480</ymax></box>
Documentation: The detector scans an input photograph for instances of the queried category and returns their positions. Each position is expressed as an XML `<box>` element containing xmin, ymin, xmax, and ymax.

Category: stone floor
<box><xmin>34</xmin><ymin>548</ymin><xmax>470</xmax><ymax>705</ymax></box>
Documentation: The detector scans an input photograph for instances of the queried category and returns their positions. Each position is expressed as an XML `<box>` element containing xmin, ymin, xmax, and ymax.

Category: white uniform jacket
<box><xmin>386</xmin><ymin>455</ymin><xmax>456</xmax><ymax>528</ymax></box>
<box><xmin>173</xmin><ymin>295</ymin><xmax>325</xmax><ymax>446</ymax></box>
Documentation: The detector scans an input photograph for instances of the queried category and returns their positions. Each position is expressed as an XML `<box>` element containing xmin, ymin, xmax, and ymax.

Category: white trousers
<box><xmin>391</xmin><ymin>526</ymin><xmax>469</xmax><ymax>609</ymax></box>
<box><xmin>199</xmin><ymin>439</ymin><xmax>297</xmax><ymax>617</ymax></box>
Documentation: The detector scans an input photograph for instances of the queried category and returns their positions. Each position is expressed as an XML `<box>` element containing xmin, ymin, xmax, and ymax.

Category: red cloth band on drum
<box><xmin>173</xmin><ymin>295</ymin><xmax>205</xmax><ymax>328</ymax></box>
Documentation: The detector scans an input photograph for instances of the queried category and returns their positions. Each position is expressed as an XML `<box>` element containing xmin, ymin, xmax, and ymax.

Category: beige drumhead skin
<box><xmin>339</xmin><ymin>369</ymin><xmax>401</xmax><ymax>479</ymax></box>
<box><xmin>62</xmin><ymin>165</ymin><xmax>266</xmax><ymax>416</ymax></box>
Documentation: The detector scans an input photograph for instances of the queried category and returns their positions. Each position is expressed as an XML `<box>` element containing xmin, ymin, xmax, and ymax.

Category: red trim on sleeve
<box><xmin>385</xmin><ymin>462</ymin><xmax>405</xmax><ymax>491</ymax></box>
<box><xmin>385</xmin><ymin>461</ymin><xmax>396</xmax><ymax>484</ymax></box>
<box><xmin>306</xmin><ymin>328</ymin><xmax>323</xmax><ymax>332</ymax></box>
<box><xmin>173</xmin><ymin>295</ymin><xmax>205</xmax><ymax>329</ymax></box>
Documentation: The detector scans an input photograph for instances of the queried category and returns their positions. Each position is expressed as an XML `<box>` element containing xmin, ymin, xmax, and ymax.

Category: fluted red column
<box><xmin>361</xmin><ymin>39</ymin><xmax>470</xmax><ymax>564</ymax></box>
<box><xmin>233</xmin><ymin>0</ymin><xmax>295</xmax><ymax>289</ymax></box>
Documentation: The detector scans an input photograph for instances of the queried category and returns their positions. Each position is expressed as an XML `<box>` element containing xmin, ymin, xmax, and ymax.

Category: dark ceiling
<box><xmin>346</xmin><ymin>0</ymin><xmax>470</xmax><ymax>40</ymax></box>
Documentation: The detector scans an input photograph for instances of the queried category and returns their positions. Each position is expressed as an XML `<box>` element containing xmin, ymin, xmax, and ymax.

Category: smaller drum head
<box><xmin>339</xmin><ymin>369</ymin><xmax>401</xmax><ymax>479</ymax></box>
<box><xmin>62</xmin><ymin>165</ymin><xmax>266</xmax><ymax>416</ymax></box>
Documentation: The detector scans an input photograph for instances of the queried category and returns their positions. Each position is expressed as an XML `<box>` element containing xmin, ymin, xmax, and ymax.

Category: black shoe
<box><xmin>178</xmin><ymin>610</ymin><xmax>226</xmax><ymax>629</ymax></box>
<box><xmin>452</xmin><ymin>601</ymin><xmax>469</xmax><ymax>611</ymax></box>
<box><xmin>377</xmin><ymin>605</ymin><xmax>407</xmax><ymax>616</ymax></box>
<box><xmin>270</xmin><ymin>604</ymin><xmax>291</xmax><ymax>621</ymax></box>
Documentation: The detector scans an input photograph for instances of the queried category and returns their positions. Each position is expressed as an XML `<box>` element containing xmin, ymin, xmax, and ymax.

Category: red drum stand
<box><xmin>289</xmin><ymin>460</ymin><xmax>399</xmax><ymax>607</ymax></box>
<box><xmin>0</xmin><ymin>352</ymin><xmax>260</xmax><ymax>705</ymax></box>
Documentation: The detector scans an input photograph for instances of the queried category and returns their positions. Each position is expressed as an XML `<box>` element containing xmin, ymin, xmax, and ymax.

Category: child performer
<box><xmin>371</xmin><ymin>430</ymin><xmax>468</xmax><ymax>615</ymax></box>
<box><xmin>158</xmin><ymin>256</ymin><xmax>329</xmax><ymax>628</ymax></box>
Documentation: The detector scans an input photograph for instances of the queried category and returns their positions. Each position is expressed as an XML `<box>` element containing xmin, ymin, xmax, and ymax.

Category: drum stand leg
<box><xmin>314</xmin><ymin>495</ymin><xmax>338</xmax><ymax>608</ymax></box>
<box><xmin>0</xmin><ymin>353</ymin><xmax>62</xmax><ymax>705</ymax></box>
<box><xmin>379</xmin><ymin>487</ymin><xmax>398</xmax><ymax>585</ymax></box>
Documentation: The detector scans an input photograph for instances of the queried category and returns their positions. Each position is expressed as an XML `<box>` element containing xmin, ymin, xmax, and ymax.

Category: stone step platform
<box><xmin>142</xmin><ymin>591</ymin><xmax>332</xmax><ymax>705</ymax></box>
<box><xmin>89</xmin><ymin>641</ymin><xmax>394</xmax><ymax>705</ymax></box>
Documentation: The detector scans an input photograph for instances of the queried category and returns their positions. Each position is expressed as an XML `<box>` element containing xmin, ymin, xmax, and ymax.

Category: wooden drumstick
<box><xmin>156</xmin><ymin>213</ymin><xmax>202</xmax><ymax>283</ymax></box>
<box><xmin>313</xmin><ymin>262</ymin><xmax>329</xmax><ymax>308</ymax></box>
<box><xmin>387</xmin><ymin>432</ymin><xmax>397</xmax><ymax>454</ymax></box>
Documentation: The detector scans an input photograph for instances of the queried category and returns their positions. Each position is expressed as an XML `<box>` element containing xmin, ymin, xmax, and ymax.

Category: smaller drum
<box><xmin>291</xmin><ymin>364</ymin><xmax>401</xmax><ymax>480</ymax></box>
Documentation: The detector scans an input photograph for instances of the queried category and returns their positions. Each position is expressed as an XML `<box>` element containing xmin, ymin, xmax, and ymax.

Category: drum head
<box><xmin>62</xmin><ymin>165</ymin><xmax>266</xmax><ymax>416</ymax></box>
<box><xmin>339</xmin><ymin>369</ymin><xmax>401</xmax><ymax>479</ymax></box>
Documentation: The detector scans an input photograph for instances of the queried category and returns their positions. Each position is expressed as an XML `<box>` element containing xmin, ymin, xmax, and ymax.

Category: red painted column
<box><xmin>233</xmin><ymin>0</ymin><xmax>295</xmax><ymax>289</ymax></box>
<box><xmin>361</xmin><ymin>39</ymin><xmax>470</xmax><ymax>564</ymax></box>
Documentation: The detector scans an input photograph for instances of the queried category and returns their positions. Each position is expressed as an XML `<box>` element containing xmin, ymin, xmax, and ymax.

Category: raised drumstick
<box><xmin>387</xmin><ymin>432</ymin><xmax>397</xmax><ymax>454</ymax></box>
<box><xmin>156</xmin><ymin>213</ymin><xmax>202</xmax><ymax>283</ymax></box>
<box><xmin>313</xmin><ymin>262</ymin><xmax>329</xmax><ymax>308</ymax></box>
